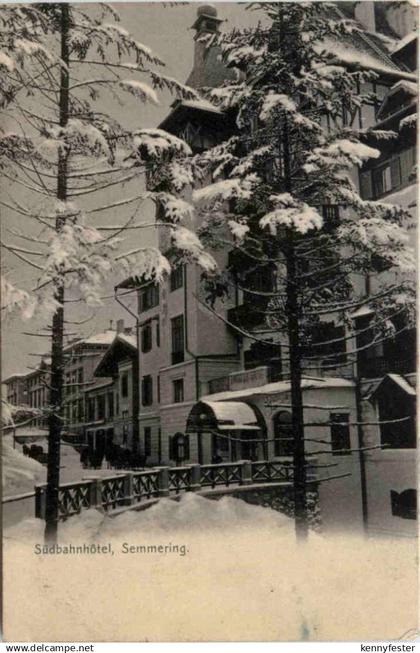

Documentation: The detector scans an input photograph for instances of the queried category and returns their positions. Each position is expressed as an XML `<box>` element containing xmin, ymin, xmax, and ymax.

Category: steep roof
<box><xmin>94</xmin><ymin>333</ymin><xmax>137</xmax><ymax>378</ymax></box>
<box><xmin>2</xmin><ymin>373</ymin><xmax>27</xmax><ymax>384</ymax></box>
<box><xmin>63</xmin><ymin>329</ymin><xmax>117</xmax><ymax>352</ymax></box>
<box><xmin>324</xmin><ymin>5</ymin><xmax>411</xmax><ymax>79</ymax></box>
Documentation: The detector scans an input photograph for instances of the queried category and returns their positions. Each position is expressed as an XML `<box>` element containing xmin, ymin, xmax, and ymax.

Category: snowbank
<box><xmin>2</xmin><ymin>440</ymin><xmax>46</xmax><ymax>496</ymax></box>
<box><xmin>3</xmin><ymin>493</ymin><xmax>417</xmax><ymax>641</ymax></box>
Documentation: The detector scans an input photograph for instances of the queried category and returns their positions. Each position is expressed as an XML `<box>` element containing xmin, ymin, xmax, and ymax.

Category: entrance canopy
<box><xmin>186</xmin><ymin>400</ymin><xmax>261</xmax><ymax>433</ymax></box>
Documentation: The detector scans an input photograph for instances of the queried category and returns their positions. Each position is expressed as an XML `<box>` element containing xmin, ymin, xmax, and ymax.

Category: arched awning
<box><xmin>186</xmin><ymin>400</ymin><xmax>261</xmax><ymax>433</ymax></box>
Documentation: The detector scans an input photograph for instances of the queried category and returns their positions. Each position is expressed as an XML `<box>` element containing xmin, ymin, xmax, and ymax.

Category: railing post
<box><xmin>157</xmin><ymin>467</ymin><xmax>170</xmax><ymax>497</ymax></box>
<box><xmin>241</xmin><ymin>460</ymin><xmax>252</xmax><ymax>486</ymax></box>
<box><xmin>123</xmin><ymin>472</ymin><xmax>134</xmax><ymax>506</ymax></box>
<box><xmin>189</xmin><ymin>464</ymin><xmax>201</xmax><ymax>492</ymax></box>
<box><xmin>35</xmin><ymin>484</ymin><xmax>47</xmax><ymax>519</ymax></box>
<box><xmin>84</xmin><ymin>477</ymin><xmax>104</xmax><ymax>512</ymax></box>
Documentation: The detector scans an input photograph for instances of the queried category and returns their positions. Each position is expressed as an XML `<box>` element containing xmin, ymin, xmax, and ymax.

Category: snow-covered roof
<box><xmin>201</xmin><ymin>377</ymin><xmax>354</xmax><ymax>403</ymax></box>
<box><xmin>82</xmin><ymin>330</ymin><xmax>117</xmax><ymax>346</ymax></box>
<box><xmin>12</xmin><ymin>426</ymin><xmax>48</xmax><ymax>437</ymax></box>
<box><xmin>351</xmin><ymin>305</ymin><xmax>374</xmax><ymax>319</ymax></box>
<box><xmin>181</xmin><ymin>99</ymin><xmax>223</xmax><ymax>114</ymax></box>
<box><xmin>387</xmin><ymin>374</ymin><xmax>416</xmax><ymax>396</ymax></box>
<box><xmin>317</xmin><ymin>38</ymin><xmax>416</xmax><ymax>81</ymax></box>
<box><xmin>118</xmin><ymin>333</ymin><xmax>137</xmax><ymax>349</ymax></box>
<box><xmin>391</xmin><ymin>31</ymin><xmax>417</xmax><ymax>55</ymax></box>
<box><xmin>63</xmin><ymin>329</ymin><xmax>117</xmax><ymax>352</ymax></box>
<box><xmin>93</xmin><ymin>332</ymin><xmax>137</xmax><ymax>378</ymax></box>
<box><xmin>389</xmin><ymin>80</ymin><xmax>418</xmax><ymax>97</ymax></box>
<box><xmin>369</xmin><ymin>373</ymin><xmax>416</xmax><ymax>401</ymax></box>
<box><xmin>400</xmin><ymin>113</ymin><xmax>417</xmax><ymax>130</ymax></box>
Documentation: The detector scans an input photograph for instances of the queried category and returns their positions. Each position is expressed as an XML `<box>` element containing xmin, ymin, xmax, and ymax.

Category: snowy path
<box><xmin>4</xmin><ymin>493</ymin><xmax>417</xmax><ymax>641</ymax></box>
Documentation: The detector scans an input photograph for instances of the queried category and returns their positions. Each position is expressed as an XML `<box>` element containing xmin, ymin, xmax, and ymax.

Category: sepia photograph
<box><xmin>0</xmin><ymin>0</ymin><xmax>418</xmax><ymax>644</ymax></box>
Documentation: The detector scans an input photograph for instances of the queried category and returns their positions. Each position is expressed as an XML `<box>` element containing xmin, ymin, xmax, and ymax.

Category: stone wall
<box><xmin>203</xmin><ymin>485</ymin><xmax>322</xmax><ymax>533</ymax></box>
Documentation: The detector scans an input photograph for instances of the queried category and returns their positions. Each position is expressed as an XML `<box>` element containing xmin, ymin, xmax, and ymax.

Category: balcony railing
<box><xmin>358</xmin><ymin>356</ymin><xmax>415</xmax><ymax>379</ymax></box>
<box><xmin>208</xmin><ymin>365</ymin><xmax>272</xmax><ymax>395</ymax></box>
<box><xmin>34</xmin><ymin>460</ymin><xmax>295</xmax><ymax>520</ymax></box>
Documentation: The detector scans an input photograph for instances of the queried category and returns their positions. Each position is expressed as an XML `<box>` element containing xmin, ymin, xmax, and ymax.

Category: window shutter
<box><xmin>359</xmin><ymin>170</ymin><xmax>373</xmax><ymax>199</ymax></box>
<box><xmin>390</xmin><ymin>157</ymin><xmax>401</xmax><ymax>188</ymax></box>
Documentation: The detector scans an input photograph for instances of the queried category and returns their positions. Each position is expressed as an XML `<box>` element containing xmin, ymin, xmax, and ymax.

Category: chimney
<box><xmin>191</xmin><ymin>5</ymin><xmax>222</xmax><ymax>37</ymax></box>
<box><xmin>116</xmin><ymin>319</ymin><xmax>125</xmax><ymax>334</ymax></box>
<box><xmin>188</xmin><ymin>5</ymin><xmax>223</xmax><ymax>88</ymax></box>
<box><xmin>354</xmin><ymin>1</ymin><xmax>376</xmax><ymax>33</ymax></box>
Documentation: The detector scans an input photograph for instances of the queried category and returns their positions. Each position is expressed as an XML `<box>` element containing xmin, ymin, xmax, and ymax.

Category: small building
<box><xmin>185</xmin><ymin>373</ymin><xmax>364</xmax><ymax>532</ymax></box>
<box><xmin>92</xmin><ymin>328</ymin><xmax>139</xmax><ymax>454</ymax></box>
<box><xmin>3</xmin><ymin>373</ymin><xmax>28</xmax><ymax>407</ymax></box>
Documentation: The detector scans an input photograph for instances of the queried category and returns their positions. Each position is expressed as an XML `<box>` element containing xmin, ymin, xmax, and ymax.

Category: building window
<box><xmin>330</xmin><ymin>413</ymin><xmax>351</xmax><ymax>455</ymax></box>
<box><xmin>273</xmin><ymin>411</ymin><xmax>293</xmax><ymax>456</ymax></box>
<box><xmin>158</xmin><ymin>427</ymin><xmax>162</xmax><ymax>463</ymax></box>
<box><xmin>173</xmin><ymin>378</ymin><xmax>184</xmax><ymax>404</ymax></box>
<box><xmin>157</xmin><ymin>375</ymin><xmax>161</xmax><ymax>404</ymax></box>
<box><xmin>87</xmin><ymin>397</ymin><xmax>95</xmax><ymax>422</ymax></box>
<box><xmin>139</xmin><ymin>284</ymin><xmax>159</xmax><ymax>312</ymax></box>
<box><xmin>77</xmin><ymin>368</ymin><xmax>83</xmax><ymax>385</ymax></box>
<box><xmin>170</xmin><ymin>265</ymin><xmax>184</xmax><ymax>291</ymax></box>
<box><xmin>121</xmin><ymin>373</ymin><xmax>128</xmax><ymax>398</ymax></box>
<box><xmin>322</xmin><ymin>204</ymin><xmax>340</xmax><ymax>230</ymax></box>
<box><xmin>171</xmin><ymin>315</ymin><xmax>184</xmax><ymax>365</ymax></box>
<box><xmin>144</xmin><ymin>427</ymin><xmax>152</xmax><ymax>457</ymax></box>
<box><xmin>65</xmin><ymin>373</ymin><xmax>71</xmax><ymax>396</ymax></box>
<box><xmin>142</xmin><ymin>375</ymin><xmax>153</xmax><ymax>406</ymax></box>
<box><xmin>141</xmin><ymin>323</ymin><xmax>152</xmax><ymax>353</ymax></box>
<box><xmin>360</xmin><ymin>149</ymin><xmax>415</xmax><ymax>202</ymax></box>
<box><xmin>108</xmin><ymin>393</ymin><xmax>114</xmax><ymax>419</ymax></box>
<box><xmin>122</xmin><ymin>410</ymin><xmax>129</xmax><ymax>445</ymax></box>
<box><xmin>77</xmin><ymin>398</ymin><xmax>84</xmax><ymax>421</ymax></box>
<box><xmin>97</xmin><ymin>395</ymin><xmax>105</xmax><ymax>421</ymax></box>
<box><xmin>390</xmin><ymin>489</ymin><xmax>417</xmax><ymax>520</ymax></box>
<box><xmin>156</xmin><ymin>318</ymin><xmax>160</xmax><ymax>347</ymax></box>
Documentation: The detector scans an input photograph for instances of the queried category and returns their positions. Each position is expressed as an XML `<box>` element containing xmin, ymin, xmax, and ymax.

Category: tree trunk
<box><xmin>282</xmin><ymin>114</ymin><xmax>308</xmax><ymax>540</ymax></box>
<box><xmin>44</xmin><ymin>3</ymin><xmax>70</xmax><ymax>543</ymax></box>
<box><xmin>286</xmin><ymin>245</ymin><xmax>308</xmax><ymax>540</ymax></box>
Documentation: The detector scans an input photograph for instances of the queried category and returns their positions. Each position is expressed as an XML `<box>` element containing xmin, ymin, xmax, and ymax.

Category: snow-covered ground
<box><xmin>2</xmin><ymin>440</ymin><xmax>45</xmax><ymax>496</ymax></box>
<box><xmin>2</xmin><ymin>437</ymin><xmax>132</xmax><ymax>527</ymax></box>
<box><xmin>3</xmin><ymin>493</ymin><xmax>417</xmax><ymax>642</ymax></box>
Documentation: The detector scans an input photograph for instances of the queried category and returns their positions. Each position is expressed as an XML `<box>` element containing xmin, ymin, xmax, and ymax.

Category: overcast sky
<box><xmin>1</xmin><ymin>2</ymin><xmax>259</xmax><ymax>380</ymax></box>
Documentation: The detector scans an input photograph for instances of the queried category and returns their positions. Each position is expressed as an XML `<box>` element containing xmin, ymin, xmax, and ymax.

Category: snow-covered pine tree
<box><xmin>191</xmin><ymin>2</ymin><xmax>416</xmax><ymax>539</ymax></box>
<box><xmin>0</xmin><ymin>3</ymin><xmax>216</xmax><ymax>542</ymax></box>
